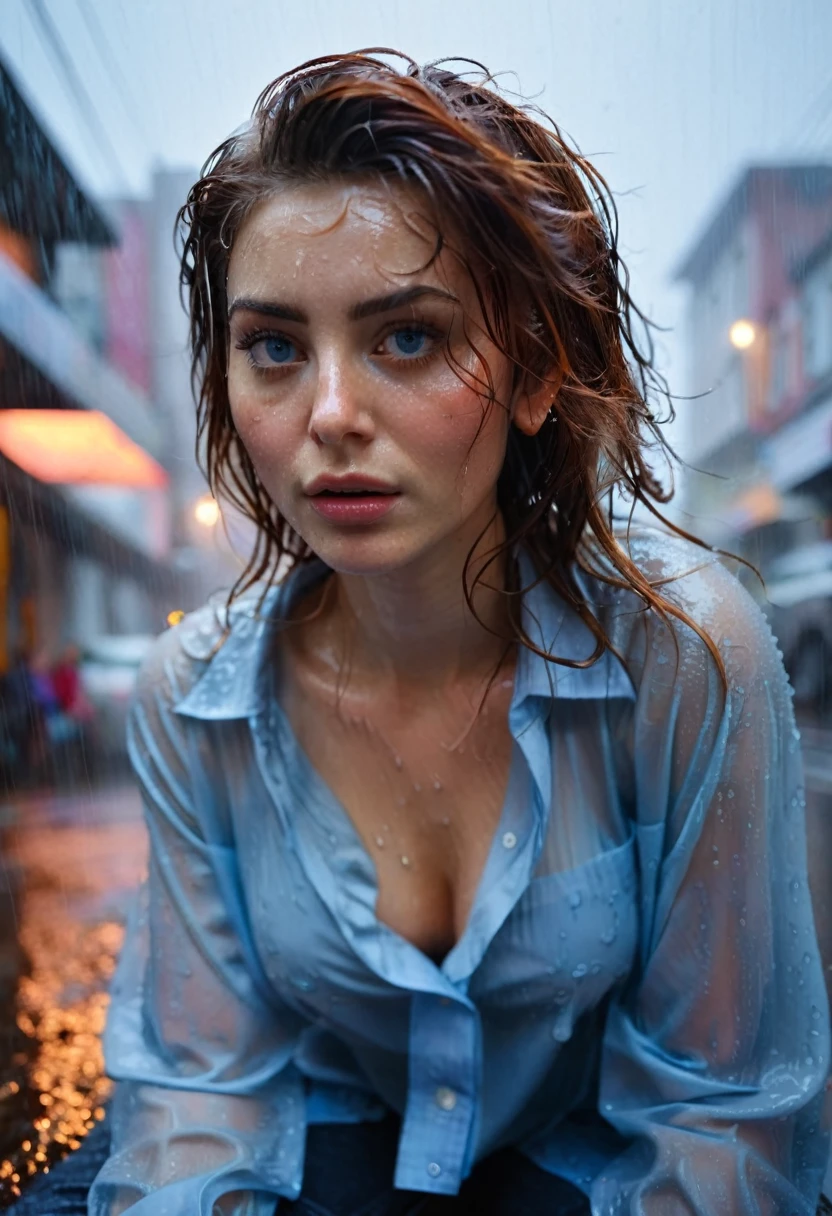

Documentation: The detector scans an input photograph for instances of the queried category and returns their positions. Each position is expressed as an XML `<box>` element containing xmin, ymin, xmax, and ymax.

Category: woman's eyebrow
<box><xmin>348</xmin><ymin>285</ymin><xmax>459</xmax><ymax>320</ymax></box>
<box><xmin>227</xmin><ymin>298</ymin><xmax>307</xmax><ymax>322</ymax></box>
<box><xmin>227</xmin><ymin>285</ymin><xmax>458</xmax><ymax>324</ymax></box>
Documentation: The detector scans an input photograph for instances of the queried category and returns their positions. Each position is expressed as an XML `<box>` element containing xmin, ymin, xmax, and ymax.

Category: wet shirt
<box><xmin>88</xmin><ymin>531</ymin><xmax>831</xmax><ymax>1216</ymax></box>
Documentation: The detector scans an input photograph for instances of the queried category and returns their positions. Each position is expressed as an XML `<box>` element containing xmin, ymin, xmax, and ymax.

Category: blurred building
<box><xmin>0</xmin><ymin>54</ymin><xmax>248</xmax><ymax>689</ymax></box>
<box><xmin>676</xmin><ymin>164</ymin><xmax>832</xmax><ymax>712</ymax></box>
<box><xmin>143</xmin><ymin>166</ymin><xmax>250</xmax><ymax>605</ymax></box>
<box><xmin>0</xmin><ymin>56</ymin><xmax>179</xmax><ymax>669</ymax></box>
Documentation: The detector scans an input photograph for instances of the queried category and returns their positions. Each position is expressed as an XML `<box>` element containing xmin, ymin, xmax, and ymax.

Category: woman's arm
<box><xmin>593</xmin><ymin>556</ymin><xmax>831</xmax><ymax>1215</ymax></box>
<box><xmin>88</xmin><ymin>621</ymin><xmax>307</xmax><ymax>1216</ymax></box>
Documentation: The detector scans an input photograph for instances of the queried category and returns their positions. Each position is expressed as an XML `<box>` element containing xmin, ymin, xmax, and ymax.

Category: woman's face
<box><xmin>226</xmin><ymin>179</ymin><xmax>518</xmax><ymax>576</ymax></box>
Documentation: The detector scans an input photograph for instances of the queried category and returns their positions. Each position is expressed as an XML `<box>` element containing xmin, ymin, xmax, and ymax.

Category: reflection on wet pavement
<box><xmin>0</xmin><ymin>785</ymin><xmax>146</xmax><ymax>1207</ymax></box>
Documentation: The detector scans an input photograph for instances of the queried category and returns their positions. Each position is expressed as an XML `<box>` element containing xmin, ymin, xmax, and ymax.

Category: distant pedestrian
<box><xmin>52</xmin><ymin>644</ymin><xmax>94</xmax><ymax>727</ymax></box>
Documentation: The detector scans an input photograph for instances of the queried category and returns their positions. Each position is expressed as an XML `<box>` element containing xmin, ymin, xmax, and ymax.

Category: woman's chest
<box><xmin>235</xmin><ymin>731</ymin><xmax>639</xmax><ymax>1038</ymax></box>
<box><xmin>282</xmin><ymin>673</ymin><xmax>516</xmax><ymax>963</ymax></box>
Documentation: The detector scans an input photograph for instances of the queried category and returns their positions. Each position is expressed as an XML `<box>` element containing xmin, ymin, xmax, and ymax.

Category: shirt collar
<box><xmin>174</xmin><ymin>545</ymin><xmax>635</xmax><ymax>722</ymax></box>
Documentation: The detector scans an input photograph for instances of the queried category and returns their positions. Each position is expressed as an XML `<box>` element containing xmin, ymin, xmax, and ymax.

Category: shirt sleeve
<box><xmin>88</xmin><ymin>623</ymin><xmax>308</xmax><ymax>1216</ymax></box>
<box><xmin>592</xmin><ymin>556</ymin><xmax>831</xmax><ymax>1215</ymax></box>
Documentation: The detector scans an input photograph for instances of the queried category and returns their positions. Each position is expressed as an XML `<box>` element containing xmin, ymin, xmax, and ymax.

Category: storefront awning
<box><xmin>0</xmin><ymin>409</ymin><xmax>167</xmax><ymax>488</ymax></box>
<box><xmin>763</xmin><ymin>393</ymin><xmax>832</xmax><ymax>493</ymax></box>
<box><xmin>0</xmin><ymin>251</ymin><xmax>163</xmax><ymax>460</ymax></box>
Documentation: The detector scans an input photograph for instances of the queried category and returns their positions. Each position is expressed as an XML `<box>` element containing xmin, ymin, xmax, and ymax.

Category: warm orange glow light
<box><xmin>194</xmin><ymin>495</ymin><xmax>220</xmax><ymax>527</ymax></box>
<box><xmin>0</xmin><ymin>410</ymin><xmax>167</xmax><ymax>488</ymax></box>
<box><xmin>166</xmin><ymin>610</ymin><xmax>185</xmax><ymax>627</ymax></box>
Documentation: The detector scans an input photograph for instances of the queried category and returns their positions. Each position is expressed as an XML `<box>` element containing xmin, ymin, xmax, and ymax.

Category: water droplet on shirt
<box><xmin>569</xmin><ymin>891</ymin><xmax>582</xmax><ymax>910</ymax></box>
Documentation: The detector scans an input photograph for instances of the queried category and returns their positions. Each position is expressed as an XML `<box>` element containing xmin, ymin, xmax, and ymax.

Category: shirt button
<box><xmin>502</xmin><ymin>831</ymin><xmax>517</xmax><ymax>849</ymax></box>
<box><xmin>434</xmin><ymin>1086</ymin><xmax>457</xmax><ymax>1111</ymax></box>
<box><xmin>427</xmin><ymin>1162</ymin><xmax>442</xmax><ymax>1178</ymax></box>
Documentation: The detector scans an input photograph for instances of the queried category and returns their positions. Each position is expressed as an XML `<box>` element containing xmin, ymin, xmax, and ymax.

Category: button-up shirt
<box><xmin>88</xmin><ymin>530</ymin><xmax>831</xmax><ymax>1215</ymax></box>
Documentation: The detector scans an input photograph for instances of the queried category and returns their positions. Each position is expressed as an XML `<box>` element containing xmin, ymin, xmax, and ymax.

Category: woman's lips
<box><xmin>308</xmin><ymin>491</ymin><xmax>401</xmax><ymax>524</ymax></box>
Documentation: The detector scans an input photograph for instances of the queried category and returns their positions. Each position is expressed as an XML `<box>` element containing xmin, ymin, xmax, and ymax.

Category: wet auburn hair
<box><xmin>178</xmin><ymin>48</ymin><xmax>729</xmax><ymax>684</ymax></box>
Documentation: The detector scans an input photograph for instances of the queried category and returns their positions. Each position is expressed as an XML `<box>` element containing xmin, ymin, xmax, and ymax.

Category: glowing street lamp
<box><xmin>194</xmin><ymin>494</ymin><xmax>220</xmax><ymax>527</ymax></box>
<box><xmin>729</xmin><ymin>319</ymin><xmax>756</xmax><ymax>350</ymax></box>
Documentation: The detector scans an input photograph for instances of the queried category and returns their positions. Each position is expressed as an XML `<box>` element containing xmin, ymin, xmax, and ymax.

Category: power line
<box><xmin>25</xmin><ymin>0</ymin><xmax>131</xmax><ymax>192</ymax></box>
<box><xmin>73</xmin><ymin>0</ymin><xmax>152</xmax><ymax>155</ymax></box>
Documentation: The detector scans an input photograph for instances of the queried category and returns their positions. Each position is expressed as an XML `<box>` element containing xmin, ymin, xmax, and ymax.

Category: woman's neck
<box><xmin>295</xmin><ymin>516</ymin><xmax>516</xmax><ymax>701</ymax></box>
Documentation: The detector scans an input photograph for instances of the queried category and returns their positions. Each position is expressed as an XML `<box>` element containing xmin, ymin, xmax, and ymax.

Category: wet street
<box><xmin>1</xmin><ymin>734</ymin><xmax>832</xmax><ymax>1209</ymax></box>
<box><xmin>0</xmin><ymin>782</ymin><xmax>146</xmax><ymax>1208</ymax></box>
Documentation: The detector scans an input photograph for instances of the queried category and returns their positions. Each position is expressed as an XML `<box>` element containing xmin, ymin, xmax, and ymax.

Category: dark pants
<box><xmin>8</xmin><ymin>1112</ymin><xmax>591</xmax><ymax>1216</ymax></box>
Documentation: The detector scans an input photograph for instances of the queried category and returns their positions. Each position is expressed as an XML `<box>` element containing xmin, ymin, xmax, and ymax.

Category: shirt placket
<box><xmin>394</xmin><ymin>991</ymin><xmax>481</xmax><ymax>1192</ymax></box>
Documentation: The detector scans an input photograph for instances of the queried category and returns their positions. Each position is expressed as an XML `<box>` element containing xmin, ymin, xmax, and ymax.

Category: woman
<box><xmin>23</xmin><ymin>50</ymin><xmax>829</xmax><ymax>1216</ymax></box>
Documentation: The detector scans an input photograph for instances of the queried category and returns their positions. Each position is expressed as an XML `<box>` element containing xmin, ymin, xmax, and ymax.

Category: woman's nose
<box><xmin>308</xmin><ymin>363</ymin><xmax>373</xmax><ymax>445</ymax></box>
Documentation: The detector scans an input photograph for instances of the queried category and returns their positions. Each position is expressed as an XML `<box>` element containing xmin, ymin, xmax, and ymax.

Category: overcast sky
<box><xmin>2</xmin><ymin>0</ymin><xmax>832</xmax><ymax>462</ymax></box>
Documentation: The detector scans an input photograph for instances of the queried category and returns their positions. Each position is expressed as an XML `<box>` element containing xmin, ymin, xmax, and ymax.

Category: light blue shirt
<box><xmin>89</xmin><ymin>530</ymin><xmax>830</xmax><ymax>1215</ymax></box>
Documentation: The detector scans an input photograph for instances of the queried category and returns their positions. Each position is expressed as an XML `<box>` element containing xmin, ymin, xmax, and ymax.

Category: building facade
<box><xmin>676</xmin><ymin>165</ymin><xmax>832</xmax><ymax>711</ymax></box>
<box><xmin>0</xmin><ymin>56</ymin><xmax>176</xmax><ymax>670</ymax></box>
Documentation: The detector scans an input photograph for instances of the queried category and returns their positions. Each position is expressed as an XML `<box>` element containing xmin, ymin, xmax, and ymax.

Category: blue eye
<box><xmin>392</xmin><ymin>328</ymin><xmax>427</xmax><ymax>356</ymax></box>
<box><xmin>262</xmin><ymin>335</ymin><xmax>296</xmax><ymax>364</ymax></box>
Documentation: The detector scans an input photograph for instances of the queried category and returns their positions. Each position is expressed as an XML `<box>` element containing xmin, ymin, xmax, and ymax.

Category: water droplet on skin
<box><xmin>441</xmin><ymin>817</ymin><xmax>450</xmax><ymax>827</ymax></box>
<box><xmin>375</xmin><ymin>836</ymin><xmax>385</xmax><ymax>848</ymax></box>
<box><xmin>401</xmin><ymin>855</ymin><xmax>411</xmax><ymax>868</ymax></box>
<box><xmin>433</xmin><ymin>778</ymin><xmax>442</xmax><ymax>791</ymax></box>
<box><xmin>413</xmin><ymin>782</ymin><xmax>421</xmax><ymax>793</ymax></box>
<box><xmin>394</xmin><ymin>754</ymin><xmax>403</xmax><ymax>769</ymax></box>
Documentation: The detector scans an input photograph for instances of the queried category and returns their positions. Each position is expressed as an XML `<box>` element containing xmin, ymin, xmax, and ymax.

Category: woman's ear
<box><xmin>510</xmin><ymin>366</ymin><xmax>562</xmax><ymax>436</ymax></box>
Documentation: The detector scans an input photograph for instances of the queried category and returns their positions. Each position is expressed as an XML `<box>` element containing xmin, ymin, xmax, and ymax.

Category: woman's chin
<box><xmin>297</xmin><ymin>526</ymin><xmax>441</xmax><ymax>579</ymax></box>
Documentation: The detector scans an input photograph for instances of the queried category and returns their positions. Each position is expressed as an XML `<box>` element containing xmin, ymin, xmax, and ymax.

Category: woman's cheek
<box><xmin>417</xmin><ymin>379</ymin><xmax>508</xmax><ymax>487</ymax></box>
<box><xmin>230</xmin><ymin>391</ymin><xmax>295</xmax><ymax>491</ymax></box>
